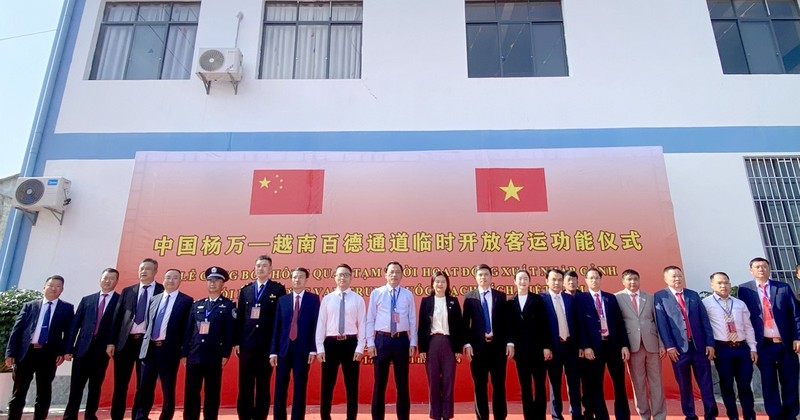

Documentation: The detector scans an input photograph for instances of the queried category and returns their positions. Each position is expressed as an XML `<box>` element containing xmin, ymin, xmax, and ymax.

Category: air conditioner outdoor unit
<box><xmin>13</xmin><ymin>177</ymin><xmax>71</xmax><ymax>212</ymax></box>
<box><xmin>197</xmin><ymin>47</ymin><xmax>243</xmax><ymax>82</ymax></box>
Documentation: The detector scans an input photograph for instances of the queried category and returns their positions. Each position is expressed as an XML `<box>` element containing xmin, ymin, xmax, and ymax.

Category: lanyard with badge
<box><xmin>251</xmin><ymin>282</ymin><xmax>265</xmax><ymax>319</ymax></box>
<box><xmin>200</xmin><ymin>299</ymin><xmax>212</xmax><ymax>334</ymax></box>
<box><xmin>714</xmin><ymin>296</ymin><xmax>737</xmax><ymax>335</ymax></box>
<box><xmin>391</xmin><ymin>289</ymin><xmax>400</xmax><ymax>324</ymax></box>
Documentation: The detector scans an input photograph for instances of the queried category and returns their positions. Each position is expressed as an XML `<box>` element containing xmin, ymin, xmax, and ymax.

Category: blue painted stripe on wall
<box><xmin>34</xmin><ymin>125</ymin><xmax>800</xmax><ymax>165</ymax></box>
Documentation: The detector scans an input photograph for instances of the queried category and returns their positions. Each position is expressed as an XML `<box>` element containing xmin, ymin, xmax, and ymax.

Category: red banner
<box><xmin>109</xmin><ymin>147</ymin><xmax>682</xmax><ymax>408</ymax></box>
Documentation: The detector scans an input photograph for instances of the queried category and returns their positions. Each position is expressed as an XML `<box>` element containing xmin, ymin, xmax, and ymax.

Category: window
<box><xmin>746</xmin><ymin>157</ymin><xmax>800</xmax><ymax>289</ymax></box>
<box><xmin>707</xmin><ymin>0</ymin><xmax>800</xmax><ymax>74</ymax></box>
<box><xmin>90</xmin><ymin>2</ymin><xmax>200</xmax><ymax>80</ymax></box>
<box><xmin>260</xmin><ymin>1</ymin><xmax>362</xmax><ymax>79</ymax></box>
<box><xmin>465</xmin><ymin>0</ymin><xmax>568</xmax><ymax>78</ymax></box>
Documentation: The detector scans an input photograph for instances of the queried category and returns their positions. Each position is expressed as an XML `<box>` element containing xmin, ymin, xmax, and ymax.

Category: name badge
<box><xmin>250</xmin><ymin>306</ymin><xmax>261</xmax><ymax>319</ymax></box>
<box><xmin>199</xmin><ymin>321</ymin><xmax>210</xmax><ymax>335</ymax></box>
<box><xmin>726</xmin><ymin>321</ymin><xmax>737</xmax><ymax>334</ymax></box>
<box><xmin>392</xmin><ymin>312</ymin><xmax>401</xmax><ymax>323</ymax></box>
<box><xmin>600</xmin><ymin>317</ymin><xmax>609</xmax><ymax>335</ymax></box>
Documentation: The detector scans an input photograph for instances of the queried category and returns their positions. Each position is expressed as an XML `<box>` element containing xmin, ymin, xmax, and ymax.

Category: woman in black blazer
<box><xmin>418</xmin><ymin>271</ymin><xmax>463</xmax><ymax>420</ymax></box>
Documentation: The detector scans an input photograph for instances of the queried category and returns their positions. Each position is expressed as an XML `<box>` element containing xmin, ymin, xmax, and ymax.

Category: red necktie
<box><xmin>631</xmin><ymin>293</ymin><xmax>639</xmax><ymax>314</ymax></box>
<box><xmin>289</xmin><ymin>295</ymin><xmax>299</xmax><ymax>341</ymax></box>
<box><xmin>676</xmin><ymin>292</ymin><xmax>692</xmax><ymax>340</ymax></box>
<box><xmin>760</xmin><ymin>284</ymin><xmax>775</xmax><ymax>328</ymax></box>
<box><xmin>94</xmin><ymin>293</ymin><xmax>108</xmax><ymax>335</ymax></box>
<box><xmin>594</xmin><ymin>292</ymin><xmax>604</xmax><ymax>317</ymax></box>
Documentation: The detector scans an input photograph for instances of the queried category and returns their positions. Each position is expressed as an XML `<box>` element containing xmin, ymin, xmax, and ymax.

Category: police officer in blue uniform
<box><xmin>182</xmin><ymin>266</ymin><xmax>236</xmax><ymax>420</ymax></box>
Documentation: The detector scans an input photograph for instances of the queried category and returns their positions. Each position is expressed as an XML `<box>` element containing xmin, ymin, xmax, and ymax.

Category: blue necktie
<box><xmin>390</xmin><ymin>289</ymin><xmax>397</xmax><ymax>335</ymax></box>
<box><xmin>38</xmin><ymin>302</ymin><xmax>52</xmax><ymax>345</ymax></box>
<box><xmin>481</xmin><ymin>290</ymin><xmax>492</xmax><ymax>334</ymax></box>
<box><xmin>134</xmin><ymin>285</ymin><xmax>150</xmax><ymax>324</ymax></box>
<box><xmin>151</xmin><ymin>295</ymin><xmax>170</xmax><ymax>340</ymax></box>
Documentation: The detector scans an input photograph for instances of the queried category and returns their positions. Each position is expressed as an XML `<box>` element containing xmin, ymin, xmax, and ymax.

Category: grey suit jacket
<box><xmin>615</xmin><ymin>290</ymin><xmax>661</xmax><ymax>353</ymax></box>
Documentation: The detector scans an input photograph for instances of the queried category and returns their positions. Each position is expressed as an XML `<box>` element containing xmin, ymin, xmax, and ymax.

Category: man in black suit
<box><xmin>462</xmin><ymin>263</ymin><xmax>513</xmax><ymax>420</ymax></box>
<box><xmin>576</xmin><ymin>268</ymin><xmax>630</xmax><ymax>420</ymax></box>
<box><xmin>182</xmin><ymin>266</ymin><xmax>236</xmax><ymax>420</ymax></box>
<box><xmin>738</xmin><ymin>257</ymin><xmax>800</xmax><ymax>419</ymax></box>
<box><xmin>133</xmin><ymin>268</ymin><xmax>194</xmax><ymax>420</ymax></box>
<box><xmin>64</xmin><ymin>268</ymin><xmax>121</xmax><ymax>420</ymax></box>
<box><xmin>269</xmin><ymin>267</ymin><xmax>320</xmax><ymax>420</ymax></box>
<box><xmin>540</xmin><ymin>269</ymin><xmax>583</xmax><ymax>420</ymax></box>
<box><xmin>235</xmin><ymin>254</ymin><xmax>286</xmax><ymax>420</ymax></box>
<box><xmin>508</xmin><ymin>269</ymin><xmax>553</xmax><ymax>420</ymax></box>
<box><xmin>4</xmin><ymin>275</ymin><xmax>75</xmax><ymax>420</ymax></box>
<box><xmin>107</xmin><ymin>258</ymin><xmax>164</xmax><ymax>420</ymax></box>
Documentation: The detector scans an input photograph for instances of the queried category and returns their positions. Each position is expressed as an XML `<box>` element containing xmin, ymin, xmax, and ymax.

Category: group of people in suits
<box><xmin>4</xmin><ymin>256</ymin><xmax>800</xmax><ymax>420</ymax></box>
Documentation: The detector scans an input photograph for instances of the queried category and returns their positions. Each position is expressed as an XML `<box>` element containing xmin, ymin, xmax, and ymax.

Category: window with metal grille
<box><xmin>90</xmin><ymin>2</ymin><xmax>200</xmax><ymax>80</ymax></box>
<box><xmin>745</xmin><ymin>157</ymin><xmax>800</xmax><ymax>289</ymax></box>
<box><xmin>707</xmin><ymin>0</ymin><xmax>800</xmax><ymax>74</ymax></box>
<box><xmin>465</xmin><ymin>0</ymin><xmax>568</xmax><ymax>78</ymax></box>
<box><xmin>260</xmin><ymin>1</ymin><xmax>363</xmax><ymax>79</ymax></box>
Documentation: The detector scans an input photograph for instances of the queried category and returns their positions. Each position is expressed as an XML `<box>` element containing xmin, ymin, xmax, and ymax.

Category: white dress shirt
<box><xmin>315</xmin><ymin>288</ymin><xmax>367</xmax><ymax>354</ymax></box>
<box><xmin>431</xmin><ymin>296</ymin><xmax>449</xmax><ymax>335</ymax></box>
<box><xmin>31</xmin><ymin>298</ymin><xmax>59</xmax><ymax>344</ymax></box>
<box><xmin>702</xmin><ymin>293</ymin><xmax>757</xmax><ymax>352</ymax></box>
<box><xmin>366</xmin><ymin>284</ymin><xmax>418</xmax><ymax>347</ymax></box>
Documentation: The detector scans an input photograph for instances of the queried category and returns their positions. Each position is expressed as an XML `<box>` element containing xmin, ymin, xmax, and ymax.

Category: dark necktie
<box><xmin>38</xmin><ymin>302</ymin><xmax>52</xmax><ymax>345</ymax></box>
<box><xmin>151</xmin><ymin>294</ymin><xmax>170</xmax><ymax>340</ymax></box>
<box><xmin>390</xmin><ymin>289</ymin><xmax>397</xmax><ymax>335</ymax></box>
<box><xmin>338</xmin><ymin>292</ymin><xmax>346</xmax><ymax>335</ymax></box>
<box><xmin>134</xmin><ymin>285</ymin><xmax>151</xmax><ymax>324</ymax></box>
<box><xmin>94</xmin><ymin>293</ymin><xmax>108</xmax><ymax>335</ymax></box>
<box><xmin>289</xmin><ymin>295</ymin><xmax>300</xmax><ymax>341</ymax></box>
<box><xmin>482</xmin><ymin>290</ymin><xmax>492</xmax><ymax>334</ymax></box>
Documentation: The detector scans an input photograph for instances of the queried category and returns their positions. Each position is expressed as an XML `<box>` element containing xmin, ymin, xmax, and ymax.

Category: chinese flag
<box><xmin>475</xmin><ymin>168</ymin><xmax>548</xmax><ymax>212</ymax></box>
<box><xmin>250</xmin><ymin>169</ymin><xmax>324</xmax><ymax>215</ymax></box>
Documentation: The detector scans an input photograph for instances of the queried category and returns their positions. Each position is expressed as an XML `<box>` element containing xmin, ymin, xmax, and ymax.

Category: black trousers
<box><xmin>371</xmin><ymin>333</ymin><xmax>410</xmax><ymax>420</ymax></box>
<box><xmin>545</xmin><ymin>342</ymin><xmax>583</xmax><ymax>420</ymax></box>
<box><xmin>469</xmin><ymin>341</ymin><xmax>508</xmax><ymax>420</ymax></box>
<box><xmin>111</xmin><ymin>335</ymin><xmax>144</xmax><ymax>420</ymax></box>
<box><xmin>8</xmin><ymin>346</ymin><xmax>56</xmax><ymax>420</ymax></box>
<box><xmin>273</xmin><ymin>342</ymin><xmax>311</xmax><ymax>420</ymax></box>
<box><xmin>584</xmin><ymin>341</ymin><xmax>630</xmax><ymax>420</ymax></box>
<box><xmin>237</xmin><ymin>349</ymin><xmax>274</xmax><ymax>420</ymax></box>
<box><xmin>320</xmin><ymin>337</ymin><xmax>360</xmax><ymax>420</ymax></box>
<box><xmin>134</xmin><ymin>344</ymin><xmax>180</xmax><ymax>420</ymax></box>
<box><xmin>514</xmin><ymin>355</ymin><xmax>547</xmax><ymax>420</ymax></box>
<box><xmin>64</xmin><ymin>340</ymin><xmax>111</xmax><ymax>420</ymax></box>
<box><xmin>184</xmin><ymin>361</ymin><xmax>223</xmax><ymax>420</ymax></box>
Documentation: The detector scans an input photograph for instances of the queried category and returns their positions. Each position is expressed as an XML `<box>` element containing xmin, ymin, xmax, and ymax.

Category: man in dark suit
<box><xmin>107</xmin><ymin>258</ymin><xmax>164</xmax><ymax>420</ymax></box>
<box><xmin>575</xmin><ymin>268</ymin><xmax>630</xmax><ymax>420</ymax></box>
<box><xmin>64</xmin><ymin>268</ymin><xmax>121</xmax><ymax>420</ymax></box>
<box><xmin>4</xmin><ymin>275</ymin><xmax>75</xmax><ymax>420</ymax></box>
<box><xmin>133</xmin><ymin>268</ymin><xmax>194</xmax><ymax>420</ymax></box>
<box><xmin>508</xmin><ymin>269</ymin><xmax>553</xmax><ymax>420</ymax></box>
<box><xmin>269</xmin><ymin>267</ymin><xmax>320</xmax><ymax>420</ymax></box>
<box><xmin>235</xmin><ymin>254</ymin><xmax>286</xmax><ymax>420</ymax></box>
<box><xmin>738</xmin><ymin>257</ymin><xmax>800</xmax><ymax>420</ymax></box>
<box><xmin>462</xmin><ymin>263</ymin><xmax>513</xmax><ymax>420</ymax></box>
<box><xmin>540</xmin><ymin>269</ymin><xmax>583</xmax><ymax>420</ymax></box>
<box><xmin>654</xmin><ymin>265</ymin><xmax>717</xmax><ymax>420</ymax></box>
<box><xmin>182</xmin><ymin>266</ymin><xmax>236</xmax><ymax>420</ymax></box>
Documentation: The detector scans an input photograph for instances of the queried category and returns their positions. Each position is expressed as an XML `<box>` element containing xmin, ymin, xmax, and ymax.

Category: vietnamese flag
<box><xmin>250</xmin><ymin>169</ymin><xmax>324</xmax><ymax>215</ymax></box>
<box><xmin>475</xmin><ymin>168</ymin><xmax>548</xmax><ymax>212</ymax></box>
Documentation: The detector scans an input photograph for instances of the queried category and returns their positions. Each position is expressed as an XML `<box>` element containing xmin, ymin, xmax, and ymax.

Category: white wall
<box><xmin>18</xmin><ymin>160</ymin><xmax>135</xmax><ymax>304</ymax></box>
<box><xmin>56</xmin><ymin>0</ymin><xmax>800</xmax><ymax>134</ymax></box>
<box><xmin>665</xmin><ymin>153</ymin><xmax>765</xmax><ymax>290</ymax></box>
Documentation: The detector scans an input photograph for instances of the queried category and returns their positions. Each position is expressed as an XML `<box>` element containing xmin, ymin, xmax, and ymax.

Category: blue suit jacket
<box><xmin>654</xmin><ymin>288</ymin><xmax>714</xmax><ymax>353</ymax></box>
<box><xmin>575</xmin><ymin>291</ymin><xmax>630</xmax><ymax>351</ymax></box>
<box><xmin>540</xmin><ymin>291</ymin><xmax>578</xmax><ymax>352</ymax></box>
<box><xmin>270</xmin><ymin>291</ymin><xmax>320</xmax><ymax>358</ymax></box>
<box><xmin>67</xmin><ymin>292</ymin><xmax>120</xmax><ymax>358</ymax></box>
<box><xmin>738</xmin><ymin>279</ymin><xmax>800</xmax><ymax>351</ymax></box>
<box><xmin>6</xmin><ymin>299</ymin><xmax>75</xmax><ymax>361</ymax></box>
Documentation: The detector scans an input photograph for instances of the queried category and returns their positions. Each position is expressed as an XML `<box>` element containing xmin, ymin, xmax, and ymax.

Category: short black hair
<box><xmin>564</xmin><ymin>270</ymin><xmax>579</xmax><ymax>278</ymax></box>
<box><xmin>709</xmin><ymin>271</ymin><xmax>730</xmax><ymax>281</ymax></box>
<box><xmin>475</xmin><ymin>263</ymin><xmax>492</xmax><ymax>273</ymax></box>
<box><xmin>46</xmin><ymin>275</ymin><xmax>65</xmax><ymax>285</ymax></box>
<box><xmin>256</xmin><ymin>255</ymin><xmax>273</xmax><ymax>264</ymax></box>
<box><xmin>749</xmin><ymin>257</ymin><xmax>770</xmax><ymax>268</ymax></box>
<box><xmin>663</xmin><ymin>265</ymin><xmax>682</xmax><ymax>274</ymax></box>
<box><xmin>621</xmin><ymin>269</ymin><xmax>640</xmax><ymax>279</ymax></box>
<box><xmin>336</xmin><ymin>263</ymin><xmax>353</xmax><ymax>274</ymax></box>
<box><xmin>585</xmin><ymin>267</ymin><xmax>603</xmax><ymax>278</ymax></box>
<box><xmin>385</xmin><ymin>261</ymin><xmax>402</xmax><ymax>273</ymax></box>
<box><xmin>141</xmin><ymin>258</ymin><xmax>158</xmax><ymax>269</ymax></box>
<box><xmin>546</xmin><ymin>268</ymin><xmax>564</xmax><ymax>279</ymax></box>
<box><xmin>102</xmin><ymin>268</ymin><xmax>120</xmax><ymax>278</ymax></box>
<box><xmin>293</xmin><ymin>267</ymin><xmax>310</xmax><ymax>278</ymax></box>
